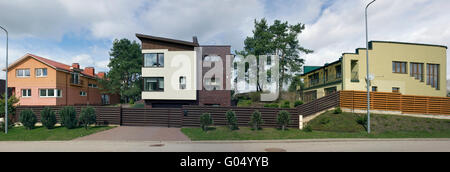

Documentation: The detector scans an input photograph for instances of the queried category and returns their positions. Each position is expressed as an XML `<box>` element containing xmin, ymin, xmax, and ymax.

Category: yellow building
<box><xmin>300</xmin><ymin>41</ymin><xmax>448</xmax><ymax>102</ymax></box>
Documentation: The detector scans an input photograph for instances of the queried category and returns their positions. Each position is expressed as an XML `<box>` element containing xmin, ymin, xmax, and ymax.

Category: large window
<box><xmin>410</xmin><ymin>63</ymin><xmax>424</xmax><ymax>82</ymax></box>
<box><xmin>427</xmin><ymin>64</ymin><xmax>440</xmax><ymax>90</ymax></box>
<box><xmin>16</xmin><ymin>69</ymin><xmax>30</xmax><ymax>77</ymax></box>
<box><xmin>22</xmin><ymin>89</ymin><xmax>31</xmax><ymax>97</ymax></box>
<box><xmin>39</xmin><ymin>89</ymin><xmax>62</xmax><ymax>97</ymax></box>
<box><xmin>144</xmin><ymin>53</ymin><xmax>164</xmax><ymax>67</ymax></box>
<box><xmin>144</xmin><ymin>77</ymin><xmax>164</xmax><ymax>91</ymax></box>
<box><xmin>35</xmin><ymin>68</ymin><xmax>48</xmax><ymax>77</ymax></box>
<box><xmin>392</xmin><ymin>61</ymin><xmax>407</xmax><ymax>74</ymax></box>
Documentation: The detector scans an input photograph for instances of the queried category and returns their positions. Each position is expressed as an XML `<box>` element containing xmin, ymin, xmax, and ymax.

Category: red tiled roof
<box><xmin>26</xmin><ymin>53</ymin><xmax>98</xmax><ymax>78</ymax></box>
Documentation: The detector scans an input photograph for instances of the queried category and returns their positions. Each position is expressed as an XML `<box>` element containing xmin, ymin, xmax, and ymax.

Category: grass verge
<box><xmin>0</xmin><ymin>126</ymin><xmax>115</xmax><ymax>141</ymax></box>
<box><xmin>181</xmin><ymin>111</ymin><xmax>450</xmax><ymax>141</ymax></box>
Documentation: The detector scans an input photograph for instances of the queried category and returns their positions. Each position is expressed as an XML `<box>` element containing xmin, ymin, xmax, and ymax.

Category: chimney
<box><xmin>84</xmin><ymin>67</ymin><xmax>95</xmax><ymax>76</ymax></box>
<box><xmin>193</xmin><ymin>36</ymin><xmax>198</xmax><ymax>45</ymax></box>
<box><xmin>72</xmin><ymin>63</ymin><xmax>80</xmax><ymax>69</ymax></box>
<box><xmin>97</xmin><ymin>72</ymin><xmax>106</xmax><ymax>79</ymax></box>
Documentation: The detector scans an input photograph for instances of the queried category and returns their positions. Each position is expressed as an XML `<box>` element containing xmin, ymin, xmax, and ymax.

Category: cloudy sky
<box><xmin>0</xmin><ymin>0</ymin><xmax>449</xmax><ymax>79</ymax></box>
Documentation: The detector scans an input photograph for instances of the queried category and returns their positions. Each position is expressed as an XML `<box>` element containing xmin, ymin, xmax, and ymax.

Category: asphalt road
<box><xmin>0</xmin><ymin>139</ymin><xmax>449</xmax><ymax>152</ymax></box>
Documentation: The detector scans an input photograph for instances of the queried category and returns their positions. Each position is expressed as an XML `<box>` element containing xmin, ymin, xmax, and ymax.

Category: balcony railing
<box><xmin>304</xmin><ymin>74</ymin><xmax>342</xmax><ymax>89</ymax></box>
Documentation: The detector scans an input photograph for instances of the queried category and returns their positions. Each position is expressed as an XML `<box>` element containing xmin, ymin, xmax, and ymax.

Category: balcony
<box><xmin>304</xmin><ymin>74</ymin><xmax>342</xmax><ymax>90</ymax></box>
<box><xmin>70</xmin><ymin>78</ymin><xmax>84</xmax><ymax>86</ymax></box>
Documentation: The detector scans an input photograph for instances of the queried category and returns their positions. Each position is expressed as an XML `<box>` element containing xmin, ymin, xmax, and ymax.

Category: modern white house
<box><xmin>136</xmin><ymin>34</ymin><xmax>232</xmax><ymax>108</ymax></box>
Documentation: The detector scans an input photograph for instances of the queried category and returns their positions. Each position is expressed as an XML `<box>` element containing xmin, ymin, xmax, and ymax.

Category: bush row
<box><xmin>19</xmin><ymin>106</ymin><xmax>96</xmax><ymax>130</ymax></box>
<box><xmin>199</xmin><ymin>110</ymin><xmax>292</xmax><ymax>132</ymax></box>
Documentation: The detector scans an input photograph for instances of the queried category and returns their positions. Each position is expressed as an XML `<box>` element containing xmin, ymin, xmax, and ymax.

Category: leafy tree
<box><xmin>59</xmin><ymin>106</ymin><xmax>78</xmax><ymax>129</ymax></box>
<box><xmin>99</xmin><ymin>38</ymin><xmax>142</xmax><ymax>103</ymax></box>
<box><xmin>238</xmin><ymin>19</ymin><xmax>313</xmax><ymax>95</ymax></box>
<box><xmin>41</xmin><ymin>107</ymin><xmax>57</xmax><ymax>129</ymax></box>
<box><xmin>79</xmin><ymin>107</ymin><xmax>96</xmax><ymax>130</ymax></box>
<box><xmin>289</xmin><ymin>76</ymin><xmax>302</xmax><ymax>92</ymax></box>
<box><xmin>249</xmin><ymin>110</ymin><xmax>264</xmax><ymax>130</ymax></box>
<box><xmin>200</xmin><ymin>113</ymin><xmax>213</xmax><ymax>132</ymax></box>
<box><xmin>277</xmin><ymin>110</ymin><xmax>291</xmax><ymax>131</ymax></box>
<box><xmin>225</xmin><ymin>110</ymin><xmax>238</xmax><ymax>130</ymax></box>
<box><xmin>0</xmin><ymin>93</ymin><xmax>20</xmax><ymax>119</ymax></box>
<box><xmin>19</xmin><ymin>109</ymin><xmax>37</xmax><ymax>130</ymax></box>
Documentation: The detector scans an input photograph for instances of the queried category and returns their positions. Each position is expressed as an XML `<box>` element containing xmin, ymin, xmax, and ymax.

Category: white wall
<box><xmin>141</xmin><ymin>49</ymin><xmax>197</xmax><ymax>100</ymax></box>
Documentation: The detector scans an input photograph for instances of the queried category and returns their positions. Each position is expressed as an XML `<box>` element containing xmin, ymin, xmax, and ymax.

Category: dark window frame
<box><xmin>143</xmin><ymin>53</ymin><xmax>165</xmax><ymax>68</ymax></box>
<box><xmin>392</xmin><ymin>61</ymin><xmax>407</xmax><ymax>74</ymax></box>
<box><xmin>143</xmin><ymin>77</ymin><xmax>165</xmax><ymax>92</ymax></box>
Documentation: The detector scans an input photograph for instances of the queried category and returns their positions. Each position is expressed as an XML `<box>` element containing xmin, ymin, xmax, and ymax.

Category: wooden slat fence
<box><xmin>296</xmin><ymin>92</ymin><xmax>340</xmax><ymax>116</ymax></box>
<box><xmin>181</xmin><ymin>106</ymin><xmax>299</xmax><ymax>128</ymax></box>
<box><xmin>340</xmin><ymin>90</ymin><xmax>450</xmax><ymax>115</ymax></box>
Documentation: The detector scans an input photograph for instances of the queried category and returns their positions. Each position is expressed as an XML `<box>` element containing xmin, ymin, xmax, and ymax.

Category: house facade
<box><xmin>6</xmin><ymin>54</ymin><xmax>120</xmax><ymax>106</ymax></box>
<box><xmin>300</xmin><ymin>41</ymin><xmax>448</xmax><ymax>102</ymax></box>
<box><xmin>137</xmin><ymin>34</ymin><xmax>232</xmax><ymax>108</ymax></box>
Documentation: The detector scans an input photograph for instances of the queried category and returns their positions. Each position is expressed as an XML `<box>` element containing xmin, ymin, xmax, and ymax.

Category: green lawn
<box><xmin>181</xmin><ymin>111</ymin><xmax>450</xmax><ymax>141</ymax></box>
<box><xmin>0</xmin><ymin>126</ymin><xmax>115</xmax><ymax>141</ymax></box>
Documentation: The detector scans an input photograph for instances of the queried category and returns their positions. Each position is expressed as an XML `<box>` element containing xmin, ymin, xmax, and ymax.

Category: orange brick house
<box><xmin>5</xmin><ymin>53</ymin><xmax>120</xmax><ymax>106</ymax></box>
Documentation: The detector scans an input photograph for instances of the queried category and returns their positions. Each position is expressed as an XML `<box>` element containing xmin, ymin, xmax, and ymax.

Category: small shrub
<box><xmin>249</xmin><ymin>110</ymin><xmax>264</xmax><ymax>130</ymax></box>
<box><xmin>40</xmin><ymin>107</ymin><xmax>57</xmax><ymax>129</ymax></box>
<box><xmin>0</xmin><ymin>118</ymin><xmax>14</xmax><ymax>131</ymax></box>
<box><xmin>280</xmin><ymin>101</ymin><xmax>291</xmax><ymax>108</ymax></box>
<box><xmin>200</xmin><ymin>113</ymin><xmax>213</xmax><ymax>132</ymax></box>
<box><xmin>303</xmin><ymin>125</ymin><xmax>313</xmax><ymax>132</ymax></box>
<box><xmin>129</xmin><ymin>99</ymin><xmax>135</xmax><ymax>105</ymax></box>
<box><xmin>79</xmin><ymin>107</ymin><xmax>96</xmax><ymax>130</ymax></box>
<box><xmin>333</xmin><ymin>107</ymin><xmax>342</xmax><ymax>114</ymax></box>
<box><xmin>320</xmin><ymin>117</ymin><xmax>331</xmax><ymax>125</ymax></box>
<box><xmin>225</xmin><ymin>110</ymin><xmax>238</xmax><ymax>131</ymax></box>
<box><xmin>19</xmin><ymin>109</ymin><xmax>37</xmax><ymax>130</ymax></box>
<box><xmin>277</xmin><ymin>110</ymin><xmax>291</xmax><ymax>131</ymax></box>
<box><xmin>59</xmin><ymin>106</ymin><xmax>78</xmax><ymax>129</ymax></box>
<box><xmin>294</xmin><ymin>100</ymin><xmax>304</xmax><ymax>107</ymax></box>
<box><xmin>264</xmin><ymin>103</ymin><xmax>279</xmax><ymax>108</ymax></box>
<box><xmin>356</xmin><ymin>114</ymin><xmax>368</xmax><ymax>131</ymax></box>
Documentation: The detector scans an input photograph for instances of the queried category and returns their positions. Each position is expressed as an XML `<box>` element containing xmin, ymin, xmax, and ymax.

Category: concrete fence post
<box><xmin>299</xmin><ymin>115</ymin><xmax>303</xmax><ymax>130</ymax></box>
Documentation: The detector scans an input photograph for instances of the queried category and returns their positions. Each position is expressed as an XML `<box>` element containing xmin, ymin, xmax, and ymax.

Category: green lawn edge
<box><xmin>0</xmin><ymin>126</ymin><xmax>115</xmax><ymax>141</ymax></box>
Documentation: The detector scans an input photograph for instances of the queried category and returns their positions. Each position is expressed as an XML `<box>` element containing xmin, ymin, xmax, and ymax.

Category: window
<box><xmin>392</xmin><ymin>61</ymin><xmax>407</xmax><ymax>74</ymax></box>
<box><xmin>351</xmin><ymin>60</ymin><xmax>359</xmax><ymax>82</ymax></box>
<box><xmin>392</xmin><ymin>87</ymin><xmax>400</xmax><ymax>93</ymax></box>
<box><xmin>179</xmin><ymin>76</ymin><xmax>186</xmax><ymax>90</ymax></box>
<box><xmin>204</xmin><ymin>55</ymin><xmax>222</xmax><ymax>62</ymax></box>
<box><xmin>267</xmin><ymin>56</ymin><xmax>272</xmax><ymax>66</ymax></box>
<box><xmin>88</xmin><ymin>83</ymin><xmax>98</xmax><ymax>88</ymax></box>
<box><xmin>144</xmin><ymin>77</ymin><xmax>164</xmax><ymax>91</ymax></box>
<box><xmin>410</xmin><ymin>63</ymin><xmax>424</xmax><ymax>82</ymax></box>
<box><xmin>80</xmin><ymin>91</ymin><xmax>87</xmax><ymax>96</ymax></box>
<box><xmin>22</xmin><ymin>89</ymin><xmax>31</xmax><ymax>97</ymax></box>
<box><xmin>71</xmin><ymin>73</ymin><xmax>80</xmax><ymax>84</ymax></box>
<box><xmin>35</xmin><ymin>68</ymin><xmax>48</xmax><ymax>77</ymax></box>
<box><xmin>102</xmin><ymin>94</ymin><xmax>110</xmax><ymax>105</ymax></box>
<box><xmin>39</xmin><ymin>89</ymin><xmax>62</xmax><ymax>97</ymax></box>
<box><xmin>372</xmin><ymin>86</ymin><xmax>378</xmax><ymax>92</ymax></box>
<box><xmin>427</xmin><ymin>64</ymin><xmax>440</xmax><ymax>90</ymax></box>
<box><xmin>335</xmin><ymin>65</ymin><xmax>342</xmax><ymax>78</ymax></box>
<box><xmin>144</xmin><ymin>53</ymin><xmax>164</xmax><ymax>67</ymax></box>
<box><xmin>16</xmin><ymin>69</ymin><xmax>30</xmax><ymax>77</ymax></box>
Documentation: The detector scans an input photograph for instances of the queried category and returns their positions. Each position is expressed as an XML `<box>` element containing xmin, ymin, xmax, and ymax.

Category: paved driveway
<box><xmin>75</xmin><ymin>126</ymin><xmax>190</xmax><ymax>141</ymax></box>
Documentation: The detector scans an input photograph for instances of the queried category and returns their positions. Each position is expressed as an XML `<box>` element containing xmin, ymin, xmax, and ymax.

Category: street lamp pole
<box><xmin>0</xmin><ymin>25</ymin><xmax>8</xmax><ymax>134</ymax></box>
<box><xmin>365</xmin><ymin>0</ymin><xmax>376</xmax><ymax>134</ymax></box>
